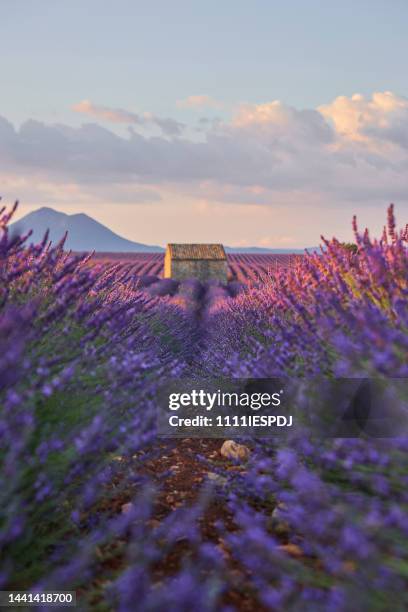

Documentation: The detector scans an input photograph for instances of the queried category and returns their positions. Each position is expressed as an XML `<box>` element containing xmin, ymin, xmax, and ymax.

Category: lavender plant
<box><xmin>0</xmin><ymin>201</ymin><xmax>407</xmax><ymax>611</ymax></box>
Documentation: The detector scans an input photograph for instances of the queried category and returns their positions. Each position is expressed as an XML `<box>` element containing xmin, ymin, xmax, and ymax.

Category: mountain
<box><xmin>9</xmin><ymin>207</ymin><xmax>318</xmax><ymax>253</ymax></box>
<box><xmin>9</xmin><ymin>207</ymin><xmax>164</xmax><ymax>252</ymax></box>
<box><xmin>224</xmin><ymin>246</ymin><xmax>319</xmax><ymax>254</ymax></box>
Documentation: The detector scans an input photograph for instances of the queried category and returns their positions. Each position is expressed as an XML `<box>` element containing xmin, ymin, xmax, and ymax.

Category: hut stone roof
<box><xmin>167</xmin><ymin>244</ymin><xmax>226</xmax><ymax>260</ymax></box>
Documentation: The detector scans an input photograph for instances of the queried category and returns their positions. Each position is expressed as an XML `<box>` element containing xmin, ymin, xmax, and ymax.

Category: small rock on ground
<box><xmin>220</xmin><ymin>440</ymin><xmax>250</xmax><ymax>462</ymax></box>
<box><xmin>278</xmin><ymin>543</ymin><xmax>303</xmax><ymax>558</ymax></box>
<box><xmin>207</xmin><ymin>472</ymin><xmax>228</xmax><ymax>486</ymax></box>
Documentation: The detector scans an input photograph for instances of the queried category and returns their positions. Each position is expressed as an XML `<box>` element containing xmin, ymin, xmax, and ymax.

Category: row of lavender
<box><xmin>199</xmin><ymin>208</ymin><xmax>408</xmax><ymax>610</ymax></box>
<box><xmin>0</xmin><ymin>203</ymin><xmax>201</xmax><ymax>604</ymax></box>
<box><xmin>1</xmin><ymin>202</ymin><xmax>407</xmax><ymax>610</ymax></box>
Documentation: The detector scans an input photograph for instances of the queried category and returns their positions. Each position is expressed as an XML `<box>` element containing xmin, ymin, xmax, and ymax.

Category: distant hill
<box><xmin>9</xmin><ymin>207</ymin><xmax>318</xmax><ymax>253</ymax></box>
<box><xmin>10</xmin><ymin>207</ymin><xmax>164</xmax><ymax>252</ymax></box>
<box><xmin>225</xmin><ymin>246</ymin><xmax>318</xmax><ymax>254</ymax></box>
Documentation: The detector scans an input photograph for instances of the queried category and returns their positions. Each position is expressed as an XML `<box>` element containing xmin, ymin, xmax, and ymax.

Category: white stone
<box><xmin>220</xmin><ymin>440</ymin><xmax>250</xmax><ymax>462</ymax></box>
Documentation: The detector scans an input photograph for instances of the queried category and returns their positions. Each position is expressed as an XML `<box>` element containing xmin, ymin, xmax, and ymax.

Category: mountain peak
<box><xmin>32</xmin><ymin>206</ymin><xmax>67</xmax><ymax>217</ymax></box>
<box><xmin>10</xmin><ymin>207</ymin><xmax>164</xmax><ymax>252</ymax></box>
<box><xmin>69</xmin><ymin>212</ymin><xmax>94</xmax><ymax>221</ymax></box>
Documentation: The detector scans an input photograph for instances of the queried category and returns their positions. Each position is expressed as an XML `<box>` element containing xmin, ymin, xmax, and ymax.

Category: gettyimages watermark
<box><xmin>167</xmin><ymin>388</ymin><xmax>291</xmax><ymax>430</ymax></box>
<box><xmin>157</xmin><ymin>378</ymin><xmax>408</xmax><ymax>438</ymax></box>
<box><xmin>168</xmin><ymin>388</ymin><xmax>284</xmax><ymax>410</ymax></box>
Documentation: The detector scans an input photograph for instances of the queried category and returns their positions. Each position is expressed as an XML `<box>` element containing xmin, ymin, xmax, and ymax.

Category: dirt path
<box><xmin>143</xmin><ymin>438</ymin><xmax>266</xmax><ymax>611</ymax></box>
<box><xmin>85</xmin><ymin>438</ymin><xmax>267</xmax><ymax>611</ymax></box>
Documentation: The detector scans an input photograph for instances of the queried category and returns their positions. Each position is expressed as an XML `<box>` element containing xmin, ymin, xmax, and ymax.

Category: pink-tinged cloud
<box><xmin>72</xmin><ymin>100</ymin><xmax>141</xmax><ymax>124</ymax></box>
<box><xmin>233</xmin><ymin>100</ymin><xmax>286</xmax><ymax>126</ymax></box>
<box><xmin>176</xmin><ymin>95</ymin><xmax>223</xmax><ymax>110</ymax></box>
<box><xmin>72</xmin><ymin>100</ymin><xmax>184</xmax><ymax>136</ymax></box>
<box><xmin>318</xmin><ymin>91</ymin><xmax>408</xmax><ymax>148</ymax></box>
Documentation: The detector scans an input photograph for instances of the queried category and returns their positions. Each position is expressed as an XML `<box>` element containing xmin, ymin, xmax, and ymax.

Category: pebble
<box><xmin>271</xmin><ymin>502</ymin><xmax>290</xmax><ymax>535</ymax></box>
<box><xmin>207</xmin><ymin>472</ymin><xmax>228</xmax><ymax>486</ymax></box>
<box><xmin>217</xmin><ymin>538</ymin><xmax>231</xmax><ymax>560</ymax></box>
<box><xmin>278</xmin><ymin>543</ymin><xmax>303</xmax><ymax>558</ymax></box>
<box><xmin>272</xmin><ymin>502</ymin><xmax>288</xmax><ymax>520</ymax></box>
<box><xmin>220</xmin><ymin>440</ymin><xmax>250</xmax><ymax>462</ymax></box>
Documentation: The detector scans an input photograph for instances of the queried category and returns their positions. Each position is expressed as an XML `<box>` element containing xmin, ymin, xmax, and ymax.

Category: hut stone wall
<box><xmin>168</xmin><ymin>259</ymin><xmax>228</xmax><ymax>282</ymax></box>
<box><xmin>164</xmin><ymin>244</ymin><xmax>228</xmax><ymax>282</ymax></box>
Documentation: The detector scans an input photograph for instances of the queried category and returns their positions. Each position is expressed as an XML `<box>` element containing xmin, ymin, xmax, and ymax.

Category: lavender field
<box><xmin>86</xmin><ymin>252</ymin><xmax>302</xmax><ymax>284</ymax></box>
<box><xmin>1</xmin><ymin>203</ymin><xmax>407</xmax><ymax>611</ymax></box>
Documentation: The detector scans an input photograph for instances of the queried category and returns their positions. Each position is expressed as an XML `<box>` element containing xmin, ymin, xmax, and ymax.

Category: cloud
<box><xmin>141</xmin><ymin>112</ymin><xmax>185</xmax><ymax>137</ymax></box>
<box><xmin>232</xmin><ymin>100</ymin><xmax>333</xmax><ymax>144</ymax></box>
<box><xmin>72</xmin><ymin>100</ymin><xmax>185</xmax><ymax>137</ymax></box>
<box><xmin>1</xmin><ymin>92</ymin><xmax>408</xmax><ymax>211</ymax></box>
<box><xmin>318</xmin><ymin>91</ymin><xmax>408</xmax><ymax>149</ymax></box>
<box><xmin>177</xmin><ymin>95</ymin><xmax>223</xmax><ymax>110</ymax></box>
<box><xmin>72</xmin><ymin>100</ymin><xmax>141</xmax><ymax>124</ymax></box>
<box><xmin>0</xmin><ymin>172</ymin><xmax>162</xmax><ymax>207</ymax></box>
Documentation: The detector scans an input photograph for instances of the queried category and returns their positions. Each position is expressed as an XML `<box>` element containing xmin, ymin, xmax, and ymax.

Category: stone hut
<box><xmin>164</xmin><ymin>244</ymin><xmax>228</xmax><ymax>282</ymax></box>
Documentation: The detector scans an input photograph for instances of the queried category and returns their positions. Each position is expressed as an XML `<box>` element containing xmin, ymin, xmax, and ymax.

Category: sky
<box><xmin>1</xmin><ymin>0</ymin><xmax>407</xmax><ymax>247</ymax></box>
